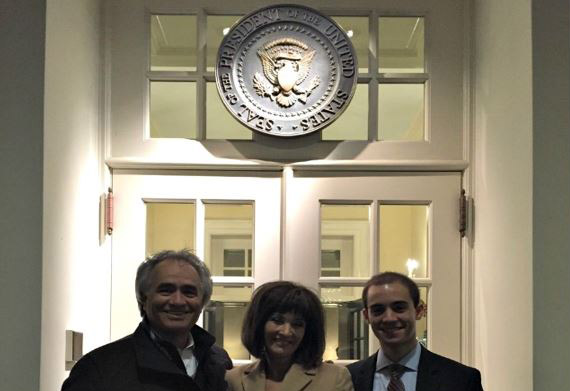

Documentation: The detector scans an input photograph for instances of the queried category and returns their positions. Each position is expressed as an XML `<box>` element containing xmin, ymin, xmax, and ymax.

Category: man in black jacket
<box><xmin>62</xmin><ymin>250</ymin><xmax>232</xmax><ymax>391</ymax></box>
<box><xmin>348</xmin><ymin>272</ymin><xmax>483</xmax><ymax>391</ymax></box>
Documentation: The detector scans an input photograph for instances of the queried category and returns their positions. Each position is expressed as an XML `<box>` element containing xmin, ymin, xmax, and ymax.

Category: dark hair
<box><xmin>362</xmin><ymin>272</ymin><xmax>420</xmax><ymax>308</ymax></box>
<box><xmin>241</xmin><ymin>281</ymin><xmax>325</xmax><ymax>369</ymax></box>
<box><xmin>135</xmin><ymin>249</ymin><xmax>213</xmax><ymax>316</ymax></box>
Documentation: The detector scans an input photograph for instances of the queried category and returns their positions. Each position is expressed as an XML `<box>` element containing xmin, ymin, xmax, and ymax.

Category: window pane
<box><xmin>224</xmin><ymin>250</ymin><xmax>246</xmax><ymax>268</ymax></box>
<box><xmin>417</xmin><ymin>287</ymin><xmax>428</xmax><ymax>347</ymax></box>
<box><xmin>378</xmin><ymin>204</ymin><xmax>428</xmax><ymax>278</ymax></box>
<box><xmin>322</xmin><ymin>250</ymin><xmax>341</xmax><ymax>269</ymax></box>
<box><xmin>204</xmin><ymin>203</ymin><xmax>254</xmax><ymax>277</ymax></box>
<box><xmin>378</xmin><ymin>17</ymin><xmax>424</xmax><ymax>73</ymax></box>
<box><xmin>145</xmin><ymin>202</ymin><xmax>195</xmax><ymax>255</ymax></box>
<box><xmin>378</xmin><ymin>83</ymin><xmax>424</xmax><ymax>141</ymax></box>
<box><xmin>206</xmin><ymin>82</ymin><xmax>252</xmax><ymax>140</ymax></box>
<box><xmin>150</xmin><ymin>81</ymin><xmax>197</xmax><ymax>138</ymax></box>
<box><xmin>322</xmin><ymin>83</ymin><xmax>368</xmax><ymax>140</ymax></box>
<box><xmin>207</xmin><ymin>15</ymin><xmax>243</xmax><ymax>72</ymax></box>
<box><xmin>321</xmin><ymin>286</ymin><xmax>368</xmax><ymax>360</ymax></box>
<box><xmin>151</xmin><ymin>15</ymin><xmax>197</xmax><ymax>71</ymax></box>
<box><xmin>204</xmin><ymin>285</ymin><xmax>252</xmax><ymax>360</ymax></box>
<box><xmin>221</xmin><ymin>269</ymin><xmax>246</xmax><ymax>277</ymax></box>
<box><xmin>332</xmin><ymin>16</ymin><xmax>369</xmax><ymax>74</ymax></box>
<box><xmin>321</xmin><ymin>204</ymin><xmax>370</xmax><ymax>277</ymax></box>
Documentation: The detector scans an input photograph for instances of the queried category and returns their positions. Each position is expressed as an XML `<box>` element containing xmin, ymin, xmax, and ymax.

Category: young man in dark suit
<box><xmin>347</xmin><ymin>272</ymin><xmax>483</xmax><ymax>391</ymax></box>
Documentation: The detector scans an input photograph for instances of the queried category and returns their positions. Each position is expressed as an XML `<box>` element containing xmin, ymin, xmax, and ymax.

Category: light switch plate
<box><xmin>65</xmin><ymin>330</ymin><xmax>83</xmax><ymax>370</ymax></box>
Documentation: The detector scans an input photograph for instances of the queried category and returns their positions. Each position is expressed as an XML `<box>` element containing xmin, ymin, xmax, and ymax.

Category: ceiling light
<box><xmin>347</xmin><ymin>30</ymin><xmax>354</xmax><ymax>38</ymax></box>
<box><xmin>222</xmin><ymin>27</ymin><xmax>230</xmax><ymax>36</ymax></box>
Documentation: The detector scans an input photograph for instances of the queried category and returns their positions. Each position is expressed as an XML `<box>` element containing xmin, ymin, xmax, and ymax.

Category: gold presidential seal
<box><xmin>215</xmin><ymin>5</ymin><xmax>357</xmax><ymax>137</ymax></box>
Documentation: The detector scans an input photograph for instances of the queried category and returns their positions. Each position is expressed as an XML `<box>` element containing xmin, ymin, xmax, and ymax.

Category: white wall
<box><xmin>0</xmin><ymin>1</ymin><xmax>45</xmax><ymax>390</ymax></box>
<box><xmin>473</xmin><ymin>1</ymin><xmax>533</xmax><ymax>390</ymax></box>
<box><xmin>532</xmin><ymin>1</ymin><xmax>570</xmax><ymax>390</ymax></box>
<box><xmin>41</xmin><ymin>1</ymin><xmax>111</xmax><ymax>390</ymax></box>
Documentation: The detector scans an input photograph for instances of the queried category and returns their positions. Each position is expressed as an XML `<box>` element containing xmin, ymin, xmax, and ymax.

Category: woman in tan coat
<box><xmin>225</xmin><ymin>281</ymin><xmax>354</xmax><ymax>391</ymax></box>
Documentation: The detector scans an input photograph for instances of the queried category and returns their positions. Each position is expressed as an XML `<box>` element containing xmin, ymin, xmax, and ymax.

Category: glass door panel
<box><xmin>379</xmin><ymin>204</ymin><xmax>428</xmax><ymax>278</ymax></box>
<box><xmin>285</xmin><ymin>172</ymin><xmax>461</xmax><ymax>361</ymax></box>
<box><xmin>417</xmin><ymin>287</ymin><xmax>429</xmax><ymax>346</ymax></box>
<box><xmin>321</xmin><ymin>286</ymin><xmax>367</xmax><ymax>361</ymax></box>
<box><xmin>204</xmin><ymin>285</ymin><xmax>253</xmax><ymax>360</ymax></box>
<box><xmin>111</xmin><ymin>173</ymin><xmax>281</xmax><ymax>349</ymax></box>
<box><xmin>146</xmin><ymin>202</ymin><xmax>196</xmax><ymax>255</ymax></box>
<box><xmin>320</xmin><ymin>204</ymin><xmax>370</xmax><ymax>278</ymax></box>
<box><xmin>204</xmin><ymin>203</ymin><xmax>254</xmax><ymax>277</ymax></box>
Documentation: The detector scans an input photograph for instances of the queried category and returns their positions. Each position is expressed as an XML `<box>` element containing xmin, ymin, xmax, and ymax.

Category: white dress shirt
<box><xmin>373</xmin><ymin>342</ymin><xmax>421</xmax><ymax>391</ymax></box>
<box><xmin>177</xmin><ymin>332</ymin><xmax>198</xmax><ymax>378</ymax></box>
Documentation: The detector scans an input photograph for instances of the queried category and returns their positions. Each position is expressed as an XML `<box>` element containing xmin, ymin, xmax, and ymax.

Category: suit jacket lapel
<box><xmin>242</xmin><ymin>362</ymin><xmax>314</xmax><ymax>391</ymax></box>
<box><xmin>416</xmin><ymin>347</ymin><xmax>440</xmax><ymax>391</ymax></box>
<box><xmin>353</xmin><ymin>353</ymin><xmax>376</xmax><ymax>391</ymax></box>
<box><xmin>133</xmin><ymin>323</ymin><xmax>185</xmax><ymax>376</ymax></box>
<box><xmin>282</xmin><ymin>364</ymin><xmax>315</xmax><ymax>391</ymax></box>
<box><xmin>242</xmin><ymin>361</ymin><xmax>266</xmax><ymax>391</ymax></box>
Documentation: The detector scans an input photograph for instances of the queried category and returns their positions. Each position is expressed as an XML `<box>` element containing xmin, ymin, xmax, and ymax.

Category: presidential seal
<box><xmin>215</xmin><ymin>5</ymin><xmax>357</xmax><ymax>137</ymax></box>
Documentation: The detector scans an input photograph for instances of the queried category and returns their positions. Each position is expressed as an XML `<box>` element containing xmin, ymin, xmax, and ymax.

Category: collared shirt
<box><xmin>177</xmin><ymin>332</ymin><xmax>198</xmax><ymax>378</ymax></box>
<box><xmin>373</xmin><ymin>342</ymin><xmax>421</xmax><ymax>391</ymax></box>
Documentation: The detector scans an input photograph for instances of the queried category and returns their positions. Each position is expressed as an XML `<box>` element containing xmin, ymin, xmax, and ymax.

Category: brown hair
<box><xmin>241</xmin><ymin>281</ymin><xmax>325</xmax><ymax>369</ymax></box>
<box><xmin>362</xmin><ymin>272</ymin><xmax>420</xmax><ymax>308</ymax></box>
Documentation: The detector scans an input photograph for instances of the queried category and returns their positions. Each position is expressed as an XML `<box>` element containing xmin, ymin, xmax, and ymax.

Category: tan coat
<box><xmin>225</xmin><ymin>360</ymin><xmax>354</xmax><ymax>391</ymax></box>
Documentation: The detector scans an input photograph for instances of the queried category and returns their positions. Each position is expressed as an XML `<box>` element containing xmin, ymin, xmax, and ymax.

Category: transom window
<box><xmin>148</xmin><ymin>12</ymin><xmax>426</xmax><ymax>142</ymax></box>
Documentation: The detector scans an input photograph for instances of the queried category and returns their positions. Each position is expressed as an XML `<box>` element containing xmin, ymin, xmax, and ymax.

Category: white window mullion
<box><xmin>195</xmin><ymin>199</ymin><xmax>205</xmax><ymax>260</ymax></box>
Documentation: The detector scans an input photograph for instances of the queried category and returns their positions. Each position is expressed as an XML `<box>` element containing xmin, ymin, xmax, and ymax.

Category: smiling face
<box><xmin>264</xmin><ymin>312</ymin><xmax>306</xmax><ymax>362</ymax></box>
<box><xmin>363</xmin><ymin>282</ymin><xmax>422</xmax><ymax>361</ymax></box>
<box><xmin>143</xmin><ymin>259</ymin><xmax>204</xmax><ymax>347</ymax></box>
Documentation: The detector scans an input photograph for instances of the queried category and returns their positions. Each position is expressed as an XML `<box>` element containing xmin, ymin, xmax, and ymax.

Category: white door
<box><xmin>284</xmin><ymin>171</ymin><xmax>461</xmax><ymax>360</ymax></box>
<box><xmin>110</xmin><ymin>171</ymin><xmax>282</xmax><ymax>345</ymax></box>
<box><xmin>110</xmin><ymin>170</ymin><xmax>461</xmax><ymax>361</ymax></box>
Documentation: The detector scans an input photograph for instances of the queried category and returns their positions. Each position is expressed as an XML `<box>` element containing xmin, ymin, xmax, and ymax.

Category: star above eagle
<box><xmin>253</xmin><ymin>38</ymin><xmax>321</xmax><ymax>108</ymax></box>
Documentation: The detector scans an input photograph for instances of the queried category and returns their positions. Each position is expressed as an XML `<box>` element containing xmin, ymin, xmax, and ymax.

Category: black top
<box><xmin>347</xmin><ymin>346</ymin><xmax>483</xmax><ymax>391</ymax></box>
<box><xmin>61</xmin><ymin>322</ymin><xmax>233</xmax><ymax>391</ymax></box>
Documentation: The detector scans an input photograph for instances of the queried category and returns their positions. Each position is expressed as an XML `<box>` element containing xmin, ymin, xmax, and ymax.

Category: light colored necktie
<box><xmin>387</xmin><ymin>363</ymin><xmax>406</xmax><ymax>391</ymax></box>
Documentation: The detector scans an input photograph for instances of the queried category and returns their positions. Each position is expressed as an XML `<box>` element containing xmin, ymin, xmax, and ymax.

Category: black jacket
<box><xmin>347</xmin><ymin>346</ymin><xmax>483</xmax><ymax>391</ymax></box>
<box><xmin>62</xmin><ymin>323</ymin><xmax>233</xmax><ymax>391</ymax></box>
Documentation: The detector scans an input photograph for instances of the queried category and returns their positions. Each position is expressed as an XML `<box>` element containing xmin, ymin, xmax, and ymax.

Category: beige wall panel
<box><xmin>473</xmin><ymin>1</ymin><xmax>533</xmax><ymax>390</ymax></box>
<box><xmin>41</xmin><ymin>1</ymin><xmax>111</xmax><ymax>391</ymax></box>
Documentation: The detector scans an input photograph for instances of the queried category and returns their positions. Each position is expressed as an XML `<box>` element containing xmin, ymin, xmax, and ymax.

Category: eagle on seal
<box><xmin>253</xmin><ymin>38</ymin><xmax>320</xmax><ymax>107</ymax></box>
